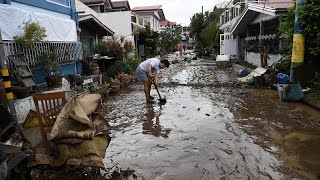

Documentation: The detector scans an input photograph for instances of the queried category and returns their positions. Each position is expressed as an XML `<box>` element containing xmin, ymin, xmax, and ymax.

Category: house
<box><xmin>219</xmin><ymin>0</ymin><xmax>293</xmax><ymax>66</ymax></box>
<box><xmin>132</xmin><ymin>5</ymin><xmax>166</xmax><ymax>33</ymax></box>
<box><xmin>160</xmin><ymin>20</ymin><xmax>176</xmax><ymax>32</ymax></box>
<box><xmin>0</xmin><ymin>0</ymin><xmax>84</xmax><ymax>124</ymax></box>
<box><xmin>0</xmin><ymin>0</ymin><xmax>82</xmax><ymax>85</ymax></box>
<box><xmin>78</xmin><ymin>14</ymin><xmax>114</xmax><ymax>55</ymax></box>
<box><xmin>182</xmin><ymin>26</ymin><xmax>190</xmax><ymax>35</ymax></box>
<box><xmin>77</xmin><ymin>0</ymin><xmax>148</xmax><ymax>44</ymax></box>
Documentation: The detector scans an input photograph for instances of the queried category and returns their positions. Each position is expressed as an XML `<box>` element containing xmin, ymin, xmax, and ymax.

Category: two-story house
<box><xmin>0</xmin><ymin>0</ymin><xmax>83</xmax><ymax>85</ymax></box>
<box><xmin>77</xmin><ymin>0</ymin><xmax>150</xmax><ymax>47</ymax></box>
<box><xmin>219</xmin><ymin>0</ymin><xmax>293</xmax><ymax>66</ymax></box>
<box><xmin>132</xmin><ymin>5</ymin><xmax>166</xmax><ymax>33</ymax></box>
<box><xmin>160</xmin><ymin>20</ymin><xmax>176</xmax><ymax>32</ymax></box>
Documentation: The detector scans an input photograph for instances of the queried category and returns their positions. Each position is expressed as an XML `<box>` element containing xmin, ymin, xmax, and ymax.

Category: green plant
<box><xmin>37</xmin><ymin>52</ymin><xmax>61</xmax><ymax>77</ymax></box>
<box><xmin>110</xmin><ymin>78</ymin><xmax>120</xmax><ymax>86</ymax></box>
<box><xmin>94</xmin><ymin>42</ymin><xmax>108</xmax><ymax>56</ymax></box>
<box><xmin>88</xmin><ymin>60</ymin><xmax>99</xmax><ymax>69</ymax></box>
<box><xmin>105</xmin><ymin>60</ymin><xmax>131</xmax><ymax>78</ymax></box>
<box><xmin>127</xmin><ymin>55</ymin><xmax>142</xmax><ymax>73</ymax></box>
<box><xmin>190</xmin><ymin>8</ymin><xmax>222</xmax><ymax>56</ymax></box>
<box><xmin>124</xmin><ymin>40</ymin><xmax>134</xmax><ymax>54</ymax></box>
<box><xmin>89</xmin><ymin>82</ymin><xmax>99</xmax><ymax>92</ymax></box>
<box><xmin>142</xmin><ymin>25</ymin><xmax>160</xmax><ymax>58</ymax></box>
<box><xmin>13</xmin><ymin>22</ymin><xmax>47</xmax><ymax>46</ymax></box>
<box><xmin>159</xmin><ymin>28</ymin><xmax>180</xmax><ymax>54</ymax></box>
<box><xmin>278</xmin><ymin>0</ymin><xmax>320</xmax><ymax>62</ymax></box>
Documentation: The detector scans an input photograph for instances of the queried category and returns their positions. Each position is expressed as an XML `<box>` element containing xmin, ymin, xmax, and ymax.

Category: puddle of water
<box><xmin>104</xmin><ymin>86</ymin><xmax>282</xmax><ymax>179</ymax></box>
<box><xmin>235</xmin><ymin>88</ymin><xmax>320</xmax><ymax>179</ymax></box>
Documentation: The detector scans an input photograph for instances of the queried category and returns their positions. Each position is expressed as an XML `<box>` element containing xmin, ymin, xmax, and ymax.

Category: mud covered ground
<box><xmin>103</xmin><ymin>57</ymin><xmax>320</xmax><ymax>180</ymax></box>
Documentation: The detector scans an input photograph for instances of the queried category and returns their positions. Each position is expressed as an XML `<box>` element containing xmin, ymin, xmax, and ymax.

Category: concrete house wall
<box><xmin>0</xmin><ymin>0</ymin><xmax>80</xmax><ymax>84</ymax></box>
<box><xmin>99</xmin><ymin>11</ymin><xmax>134</xmax><ymax>42</ymax></box>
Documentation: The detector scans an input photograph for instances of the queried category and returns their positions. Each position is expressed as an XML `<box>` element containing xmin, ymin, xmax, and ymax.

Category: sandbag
<box><xmin>50</xmin><ymin>96</ymin><xmax>96</xmax><ymax>143</ymax></box>
<box><xmin>53</xmin><ymin>135</ymin><xmax>109</xmax><ymax>167</ymax></box>
<box><xmin>78</xmin><ymin>93</ymin><xmax>101</xmax><ymax>115</ymax></box>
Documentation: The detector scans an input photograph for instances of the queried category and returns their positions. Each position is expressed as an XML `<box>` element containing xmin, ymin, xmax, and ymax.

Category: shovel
<box><xmin>152</xmin><ymin>79</ymin><xmax>166</xmax><ymax>103</ymax></box>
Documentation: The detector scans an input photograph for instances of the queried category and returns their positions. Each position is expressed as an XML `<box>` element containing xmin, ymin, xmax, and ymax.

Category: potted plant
<box><xmin>110</xmin><ymin>78</ymin><xmax>120</xmax><ymax>92</ymax></box>
<box><xmin>37</xmin><ymin>52</ymin><xmax>62</xmax><ymax>87</ymax></box>
<box><xmin>88</xmin><ymin>61</ymin><xmax>100</xmax><ymax>75</ymax></box>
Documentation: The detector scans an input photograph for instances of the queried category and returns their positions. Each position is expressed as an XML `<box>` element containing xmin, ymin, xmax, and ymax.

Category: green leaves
<box><xmin>278</xmin><ymin>0</ymin><xmax>320</xmax><ymax>62</ymax></box>
<box><xmin>13</xmin><ymin>22</ymin><xmax>47</xmax><ymax>46</ymax></box>
<box><xmin>190</xmin><ymin>9</ymin><xmax>222</xmax><ymax>55</ymax></box>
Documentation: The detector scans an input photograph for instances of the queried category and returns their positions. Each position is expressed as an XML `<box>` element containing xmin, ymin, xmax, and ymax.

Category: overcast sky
<box><xmin>125</xmin><ymin>0</ymin><xmax>225</xmax><ymax>26</ymax></box>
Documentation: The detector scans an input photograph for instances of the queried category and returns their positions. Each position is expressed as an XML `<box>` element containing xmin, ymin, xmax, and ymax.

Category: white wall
<box><xmin>11</xmin><ymin>2</ymin><xmax>71</xmax><ymax>19</ymax></box>
<box><xmin>220</xmin><ymin>34</ymin><xmax>239</xmax><ymax>58</ymax></box>
<box><xmin>75</xmin><ymin>0</ymin><xmax>98</xmax><ymax>16</ymax></box>
<box><xmin>98</xmin><ymin>11</ymin><xmax>134</xmax><ymax>42</ymax></box>
<box><xmin>245</xmin><ymin>52</ymin><xmax>282</xmax><ymax>66</ymax></box>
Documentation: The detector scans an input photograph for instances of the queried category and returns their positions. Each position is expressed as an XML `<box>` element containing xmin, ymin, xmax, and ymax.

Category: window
<box><xmin>47</xmin><ymin>0</ymin><xmax>70</xmax><ymax>7</ymax></box>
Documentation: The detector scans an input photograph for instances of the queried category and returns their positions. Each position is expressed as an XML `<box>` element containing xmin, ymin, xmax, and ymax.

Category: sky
<box><xmin>125</xmin><ymin>0</ymin><xmax>226</xmax><ymax>26</ymax></box>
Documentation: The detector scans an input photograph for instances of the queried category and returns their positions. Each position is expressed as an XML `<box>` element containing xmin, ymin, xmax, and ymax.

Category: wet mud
<box><xmin>104</xmin><ymin>58</ymin><xmax>320</xmax><ymax>180</ymax></box>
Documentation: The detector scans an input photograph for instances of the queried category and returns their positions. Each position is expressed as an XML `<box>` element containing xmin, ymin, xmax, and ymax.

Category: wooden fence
<box><xmin>3</xmin><ymin>41</ymin><xmax>82</xmax><ymax>66</ymax></box>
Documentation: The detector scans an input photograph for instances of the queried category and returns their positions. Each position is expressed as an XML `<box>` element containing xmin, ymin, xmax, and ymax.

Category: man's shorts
<box><xmin>136</xmin><ymin>66</ymin><xmax>149</xmax><ymax>81</ymax></box>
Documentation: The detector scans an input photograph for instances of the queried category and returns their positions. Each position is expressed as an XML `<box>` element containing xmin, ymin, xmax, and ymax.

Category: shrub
<box><xmin>105</xmin><ymin>60</ymin><xmax>131</xmax><ymax>78</ymax></box>
<box><xmin>127</xmin><ymin>55</ymin><xmax>142</xmax><ymax>73</ymax></box>
<box><xmin>13</xmin><ymin>22</ymin><xmax>47</xmax><ymax>46</ymax></box>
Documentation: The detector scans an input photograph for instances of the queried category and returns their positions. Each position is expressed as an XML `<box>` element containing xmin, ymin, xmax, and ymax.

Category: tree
<box><xmin>190</xmin><ymin>9</ymin><xmax>222</xmax><ymax>55</ymax></box>
<box><xmin>159</xmin><ymin>25</ymin><xmax>181</xmax><ymax>54</ymax></box>
<box><xmin>143</xmin><ymin>25</ymin><xmax>159</xmax><ymax>58</ymax></box>
<box><xmin>279</xmin><ymin>0</ymin><xmax>320</xmax><ymax>63</ymax></box>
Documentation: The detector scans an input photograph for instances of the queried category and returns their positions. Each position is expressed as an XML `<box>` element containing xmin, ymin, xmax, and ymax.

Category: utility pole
<box><xmin>0</xmin><ymin>29</ymin><xmax>17</xmax><ymax>119</ymax></box>
<box><xmin>290</xmin><ymin>0</ymin><xmax>307</xmax><ymax>82</ymax></box>
<box><xmin>202</xmin><ymin>6</ymin><xmax>204</xmax><ymax>15</ymax></box>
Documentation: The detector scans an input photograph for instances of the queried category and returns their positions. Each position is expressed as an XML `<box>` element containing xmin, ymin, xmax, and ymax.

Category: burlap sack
<box><xmin>78</xmin><ymin>93</ymin><xmax>101</xmax><ymax>115</ymax></box>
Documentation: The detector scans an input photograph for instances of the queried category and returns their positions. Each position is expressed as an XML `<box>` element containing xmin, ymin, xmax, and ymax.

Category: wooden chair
<box><xmin>33</xmin><ymin>92</ymin><xmax>66</xmax><ymax>148</ymax></box>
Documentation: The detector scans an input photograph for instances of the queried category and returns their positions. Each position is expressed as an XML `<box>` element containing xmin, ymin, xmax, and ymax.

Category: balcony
<box><xmin>131</xmin><ymin>12</ymin><xmax>147</xmax><ymax>29</ymax></box>
<box><xmin>219</xmin><ymin>2</ymin><xmax>246</xmax><ymax>28</ymax></box>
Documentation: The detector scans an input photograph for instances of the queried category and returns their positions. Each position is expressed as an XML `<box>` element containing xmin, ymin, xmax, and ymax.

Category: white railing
<box><xmin>220</xmin><ymin>2</ymin><xmax>246</xmax><ymax>26</ymax></box>
<box><xmin>3</xmin><ymin>41</ymin><xmax>82</xmax><ymax>66</ymax></box>
<box><xmin>131</xmin><ymin>12</ymin><xmax>150</xmax><ymax>28</ymax></box>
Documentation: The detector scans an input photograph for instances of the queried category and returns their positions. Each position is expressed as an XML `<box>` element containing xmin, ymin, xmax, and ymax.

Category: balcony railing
<box><xmin>3</xmin><ymin>41</ymin><xmax>82</xmax><ymax>66</ymax></box>
<box><xmin>220</xmin><ymin>2</ymin><xmax>246</xmax><ymax>26</ymax></box>
<box><xmin>131</xmin><ymin>12</ymin><xmax>150</xmax><ymax>28</ymax></box>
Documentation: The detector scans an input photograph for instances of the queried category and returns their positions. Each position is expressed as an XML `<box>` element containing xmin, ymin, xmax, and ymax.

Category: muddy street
<box><xmin>104</xmin><ymin>57</ymin><xmax>320</xmax><ymax>180</ymax></box>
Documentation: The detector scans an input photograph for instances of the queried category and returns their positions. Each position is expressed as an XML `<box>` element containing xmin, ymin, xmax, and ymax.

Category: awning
<box><xmin>79</xmin><ymin>14</ymin><xmax>114</xmax><ymax>36</ymax></box>
<box><xmin>230</xmin><ymin>2</ymin><xmax>293</xmax><ymax>35</ymax></box>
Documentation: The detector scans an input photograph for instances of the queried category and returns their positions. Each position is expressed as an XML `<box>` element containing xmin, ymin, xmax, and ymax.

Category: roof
<box><xmin>79</xmin><ymin>14</ymin><xmax>114</xmax><ymax>35</ymax></box>
<box><xmin>132</xmin><ymin>5</ymin><xmax>162</xmax><ymax>11</ymax></box>
<box><xmin>160</xmin><ymin>20</ymin><xmax>176</xmax><ymax>26</ymax></box>
<box><xmin>111</xmin><ymin>0</ymin><xmax>130</xmax><ymax>10</ymax></box>
<box><xmin>132</xmin><ymin>5</ymin><xmax>165</xmax><ymax>20</ymax></box>
<box><xmin>214</xmin><ymin>1</ymin><xmax>229</xmax><ymax>9</ymax></box>
<box><xmin>229</xmin><ymin>1</ymin><xmax>293</xmax><ymax>34</ymax></box>
<box><xmin>80</xmin><ymin>0</ymin><xmax>105</xmax><ymax>5</ymax></box>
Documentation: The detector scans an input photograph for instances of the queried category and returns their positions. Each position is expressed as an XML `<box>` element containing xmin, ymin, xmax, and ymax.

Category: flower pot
<box><xmin>12</xmin><ymin>86</ymin><xmax>29</xmax><ymax>99</ymax></box>
<box><xmin>90</xmin><ymin>67</ymin><xmax>100</xmax><ymax>75</ymax></box>
<box><xmin>125</xmin><ymin>80</ymin><xmax>130</xmax><ymax>87</ymax></box>
<box><xmin>110</xmin><ymin>85</ymin><xmax>120</xmax><ymax>92</ymax></box>
<box><xmin>45</xmin><ymin>75</ymin><xmax>63</xmax><ymax>88</ymax></box>
<box><xmin>104</xmin><ymin>90</ymin><xmax>110</xmax><ymax>100</ymax></box>
<box><xmin>120</xmin><ymin>82</ymin><xmax>126</xmax><ymax>88</ymax></box>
